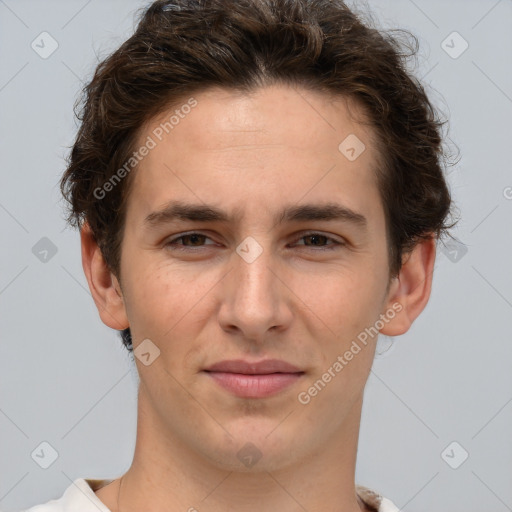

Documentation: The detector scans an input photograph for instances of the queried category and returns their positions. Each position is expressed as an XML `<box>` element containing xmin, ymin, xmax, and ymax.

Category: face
<box><xmin>103</xmin><ymin>84</ymin><xmax>402</xmax><ymax>471</ymax></box>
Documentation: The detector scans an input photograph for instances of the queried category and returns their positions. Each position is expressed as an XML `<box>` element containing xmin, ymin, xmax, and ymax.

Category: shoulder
<box><xmin>356</xmin><ymin>484</ymin><xmax>401</xmax><ymax>512</ymax></box>
<box><xmin>22</xmin><ymin>478</ymin><xmax>113</xmax><ymax>512</ymax></box>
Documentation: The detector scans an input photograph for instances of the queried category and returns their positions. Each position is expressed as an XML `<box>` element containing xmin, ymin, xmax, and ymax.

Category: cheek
<box><xmin>124</xmin><ymin>266</ymin><xmax>170</xmax><ymax>328</ymax></box>
<box><xmin>298</xmin><ymin>264</ymin><xmax>384</xmax><ymax>334</ymax></box>
<box><xmin>300</xmin><ymin>270</ymin><xmax>386</xmax><ymax>392</ymax></box>
<box><xmin>305</xmin><ymin>273</ymin><xmax>382</xmax><ymax>397</ymax></box>
<box><xmin>122</xmin><ymin>257</ymin><xmax>220</xmax><ymax>341</ymax></box>
<box><xmin>119</xmin><ymin>250</ymin><xmax>168</xmax><ymax>334</ymax></box>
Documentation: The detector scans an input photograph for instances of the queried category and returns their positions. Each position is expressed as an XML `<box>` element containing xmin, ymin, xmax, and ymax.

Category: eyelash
<box><xmin>164</xmin><ymin>231</ymin><xmax>345</xmax><ymax>252</ymax></box>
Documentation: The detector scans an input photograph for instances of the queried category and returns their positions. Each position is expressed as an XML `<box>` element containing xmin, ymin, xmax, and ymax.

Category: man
<box><xmin>25</xmin><ymin>0</ymin><xmax>455</xmax><ymax>510</ymax></box>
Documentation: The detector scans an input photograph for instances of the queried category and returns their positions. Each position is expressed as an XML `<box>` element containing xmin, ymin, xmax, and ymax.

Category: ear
<box><xmin>80</xmin><ymin>222</ymin><xmax>129</xmax><ymax>330</ymax></box>
<box><xmin>379</xmin><ymin>234</ymin><xmax>437</xmax><ymax>336</ymax></box>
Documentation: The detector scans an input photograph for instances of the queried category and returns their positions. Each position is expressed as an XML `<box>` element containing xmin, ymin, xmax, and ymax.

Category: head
<box><xmin>62</xmin><ymin>0</ymin><xmax>457</xmax><ymax>473</ymax></box>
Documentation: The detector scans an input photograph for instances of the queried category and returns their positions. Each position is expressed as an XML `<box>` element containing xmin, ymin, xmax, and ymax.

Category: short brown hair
<box><xmin>61</xmin><ymin>0</ymin><xmax>458</xmax><ymax>352</ymax></box>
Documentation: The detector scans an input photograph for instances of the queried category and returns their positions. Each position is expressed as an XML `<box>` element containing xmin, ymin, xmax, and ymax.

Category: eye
<box><xmin>165</xmin><ymin>232</ymin><xmax>217</xmax><ymax>250</ymax></box>
<box><xmin>291</xmin><ymin>232</ymin><xmax>345</xmax><ymax>251</ymax></box>
<box><xmin>164</xmin><ymin>231</ymin><xmax>345</xmax><ymax>252</ymax></box>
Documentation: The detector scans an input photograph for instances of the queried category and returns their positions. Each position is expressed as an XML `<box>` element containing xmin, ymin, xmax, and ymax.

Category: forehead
<box><xmin>128</xmin><ymin>84</ymin><xmax>383</xmax><ymax>226</ymax></box>
<box><xmin>142</xmin><ymin>85</ymin><xmax>376</xmax><ymax>154</ymax></box>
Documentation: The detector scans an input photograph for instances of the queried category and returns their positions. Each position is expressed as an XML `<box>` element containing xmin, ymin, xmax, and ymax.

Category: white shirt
<box><xmin>22</xmin><ymin>478</ymin><xmax>401</xmax><ymax>512</ymax></box>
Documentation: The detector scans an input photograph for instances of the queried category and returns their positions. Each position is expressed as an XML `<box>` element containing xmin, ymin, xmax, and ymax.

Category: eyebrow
<box><xmin>143</xmin><ymin>200</ymin><xmax>368</xmax><ymax>231</ymax></box>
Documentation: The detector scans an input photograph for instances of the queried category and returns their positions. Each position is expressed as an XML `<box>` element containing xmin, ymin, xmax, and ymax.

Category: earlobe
<box><xmin>80</xmin><ymin>222</ymin><xmax>129</xmax><ymax>331</ymax></box>
<box><xmin>379</xmin><ymin>235</ymin><xmax>437</xmax><ymax>337</ymax></box>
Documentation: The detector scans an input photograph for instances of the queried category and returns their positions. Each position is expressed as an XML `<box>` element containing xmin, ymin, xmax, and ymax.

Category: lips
<box><xmin>203</xmin><ymin>359</ymin><xmax>303</xmax><ymax>375</ymax></box>
<box><xmin>203</xmin><ymin>359</ymin><xmax>304</xmax><ymax>398</ymax></box>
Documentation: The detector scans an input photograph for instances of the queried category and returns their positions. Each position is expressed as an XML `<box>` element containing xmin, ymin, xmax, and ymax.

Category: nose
<box><xmin>217</xmin><ymin>239</ymin><xmax>293</xmax><ymax>343</ymax></box>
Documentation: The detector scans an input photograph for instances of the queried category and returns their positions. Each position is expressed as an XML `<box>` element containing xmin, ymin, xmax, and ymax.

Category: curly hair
<box><xmin>60</xmin><ymin>0</ymin><xmax>458</xmax><ymax>352</ymax></box>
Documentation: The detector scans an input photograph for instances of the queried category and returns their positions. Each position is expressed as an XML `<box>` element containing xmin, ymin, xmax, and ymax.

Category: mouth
<box><xmin>202</xmin><ymin>359</ymin><xmax>305</xmax><ymax>398</ymax></box>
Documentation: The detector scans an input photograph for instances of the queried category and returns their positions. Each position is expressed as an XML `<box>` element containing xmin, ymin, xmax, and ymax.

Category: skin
<box><xmin>82</xmin><ymin>84</ymin><xmax>436</xmax><ymax>512</ymax></box>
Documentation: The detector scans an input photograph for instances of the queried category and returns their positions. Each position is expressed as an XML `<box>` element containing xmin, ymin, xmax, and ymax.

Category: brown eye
<box><xmin>292</xmin><ymin>232</ymin><xmax>344</xmax><ymax>250</ymax></box>
<box><xmin>165</xmin><ymin>232</ymin><xmax>216</xmax><ymax>250</ymax></box>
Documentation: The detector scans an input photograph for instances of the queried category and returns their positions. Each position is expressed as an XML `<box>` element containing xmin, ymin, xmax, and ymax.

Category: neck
<box><xmin>105</xmin><ymin>388</ymin><xmax>367</xmax><ymax>512</ymax></box>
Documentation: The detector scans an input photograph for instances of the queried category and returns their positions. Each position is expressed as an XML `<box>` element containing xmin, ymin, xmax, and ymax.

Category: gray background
<box><xmin>1</xmin><ymin>0</ymin><xmax>511</xmax><ymax>511</ymax></box>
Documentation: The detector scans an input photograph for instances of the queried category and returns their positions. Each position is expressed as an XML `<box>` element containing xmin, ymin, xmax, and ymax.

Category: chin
<box><xmin>200</xmin><ymin>422</ymin><xmax>302</xmax><ymax>473</ymax></box>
